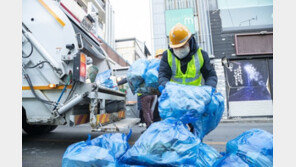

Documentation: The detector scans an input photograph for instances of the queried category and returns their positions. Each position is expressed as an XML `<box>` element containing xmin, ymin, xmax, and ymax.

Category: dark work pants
<box><xmin>139</xmin><ymin>109</ymin><xmax>144</xmax><ymax>123</ymax></box>
<box><xmin>140</xmin><ymin>95</ymin><xmax>155</xmax><ymax>127</ymax></box>
<box><xmin>153</xmin><ymin>99</ymin><xmax>161</xmax><ymax>122</ymax></box>
<box><xmin>137</xmin><ymin>95</ymin><xmax>144</xmax><ymax>123</ymax></box>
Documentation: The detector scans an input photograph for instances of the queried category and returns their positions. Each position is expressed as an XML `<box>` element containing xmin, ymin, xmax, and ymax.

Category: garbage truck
<box><xmin>22</xmin><ymin>0</ymin><xmax>139</xmax><ymax>135</ymax></box>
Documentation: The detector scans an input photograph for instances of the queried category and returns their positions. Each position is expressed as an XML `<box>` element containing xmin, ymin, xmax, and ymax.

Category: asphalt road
<box><xmin>22</xmin><ymin>122</ymin><xmax>272</xmax><ymax>167</ymax></box>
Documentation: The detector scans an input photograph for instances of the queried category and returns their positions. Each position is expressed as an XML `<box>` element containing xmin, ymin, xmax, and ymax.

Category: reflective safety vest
<box><xmin>167</xmin><ymin>48</ymin><xmax>204</xmax><ymax>86</ymax></box>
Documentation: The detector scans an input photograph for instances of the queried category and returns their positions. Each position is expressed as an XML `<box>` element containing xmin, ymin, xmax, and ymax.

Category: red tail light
<box><xmin>80</xmin><ymin>53</ymin><xmax>86</xmax><ymax>81</ymax></box>
<box><xmin>73</xmin><ymin>52</ymin><xmax>87</xmax><ymax>82</ymax></box>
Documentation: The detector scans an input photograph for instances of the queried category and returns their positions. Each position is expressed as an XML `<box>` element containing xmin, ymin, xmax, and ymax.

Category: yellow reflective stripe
<box><xmin>184</xmin><ymin>75</ymin><xmax>202</xmax><ymax>86</ymax></box>
<box><xmin>22</xmin><ymin>85</ymin><xmax>72</xmax><ymax>90</ymax></box>
<box><xmin>38</xmin><ymin>0</ymin><xmax>65</xmax><ymax>27</ymax></box>
<box><xmin>198</xmin><ymin>48</ymin><xmax>204</xmax><ymax>69</ymax></box>
<box><xmin>167</xmin><ymin>49</ymin><xmax>173</xmax><ymax>67</ymax></box>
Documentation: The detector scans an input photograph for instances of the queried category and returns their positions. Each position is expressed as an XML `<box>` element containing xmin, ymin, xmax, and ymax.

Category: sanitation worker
<box><xmin>158</xmin><ymin>23</ymin><xmax>218</xmax><ymax>132</ymax></box>
<box><xmin>155</xmin><ymin>48</ymin><xmax>165</xmax><ymax>60</ymax></box>
<box><xmin>139</xmin><ymin>49</ymin><xmax>166</xmax><ymax>128</ymax></box>
<box><xmin>117</xmin><ymin>49</ymin><xmax>165</xmax><ymax>128</ymax></box>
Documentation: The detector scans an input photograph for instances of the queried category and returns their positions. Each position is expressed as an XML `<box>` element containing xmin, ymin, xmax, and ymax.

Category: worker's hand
<box><xmin>206</xmin><ymin>85</ymin><xmax>217</xmax><ymax>93</ymax></box>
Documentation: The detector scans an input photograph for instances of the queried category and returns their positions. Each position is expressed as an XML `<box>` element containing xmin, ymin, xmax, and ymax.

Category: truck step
<box><xmin>92</xmin><ymin>118</ymin><xmax>140</xmax><ymax>133</ymax></box>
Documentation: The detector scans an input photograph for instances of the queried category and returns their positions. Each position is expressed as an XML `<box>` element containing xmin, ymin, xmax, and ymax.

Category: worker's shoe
<box><xmin>142</xmin><ymin>123</ymin><xmax>147</xmax><ymax>128</ymax></box>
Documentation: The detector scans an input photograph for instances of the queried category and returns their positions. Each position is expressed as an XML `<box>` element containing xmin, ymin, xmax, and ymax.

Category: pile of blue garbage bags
<box><xmin>127</xmin><ymin>59</ymin><xmax>160</xmax><ymax>95</ymax></box>
<box><xmin>62</xmin><ymin>83</ymin><xmax>273</xmax><ymax>167</ymax></box>
<box><xmin>62</xmin><ymin>132</ymin><xmax>132</xmax><ymax>167</ymax></box>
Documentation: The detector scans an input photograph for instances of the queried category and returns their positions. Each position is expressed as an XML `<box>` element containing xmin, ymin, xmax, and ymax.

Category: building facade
<box><xmin>115</xmin><ymin>38</ymin><xmax>151</xmax><ymax>65</ymax></box>
<box><xmin>150</xmin><ymin>0</ymin><xmax>213</xmax><ymax>57</ymax></box>
<box><xmin>73</xmin><ymin>0</ymin><xmax>115</xmax><ymax>47</ymax></box>
<box><xmin>208</xmin><ymin>0</ymin><xmax>273</xmax><ymax>117</ymax></box>
<box><xmin>150</xmin><ymin>0</ymin><xmax>273</xmax><ymax>118</ymax></box>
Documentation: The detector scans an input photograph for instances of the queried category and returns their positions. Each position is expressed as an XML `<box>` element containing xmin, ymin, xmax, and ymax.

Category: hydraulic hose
<box><xmin>53</xmin><ymin>73</ymin><xmax>72</xmax><ymax>110</ymax></box>
<box><xmin>23</xmin><ymin>69</ymin><xmax>57</xmax><ymax>106</ymax></box>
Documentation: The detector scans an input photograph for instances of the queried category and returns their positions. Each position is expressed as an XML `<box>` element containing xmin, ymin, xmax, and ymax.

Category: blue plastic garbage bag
<box><xmin>91</xmin><ymin>131</ymin><xmax>132</xmax><ymax>159</ymax></box>
<box><xmin>195</xmin><ymin>143</ymin><xmax>221</xmax><ymax>166</ymax></box>
<box><xmin>144</xmin><ymin>59</ymin><xmax>160</xmax><ymax>88</ymax></box>
<box><xmin>127</xmin><ymin>59</ymin><xmax>150</xmax><ymax>94</ymax></box>
<box><xmin>135</xmin><ymin>59</ymin><xmax>161</xmax><ymax>95</ymax></box>
<box><xmin>96</xmin><ymin>69</ymin><xmax>111</xmax><ymax>85</ymax></box>
<box><xmin>119</xmin><ymin>118</ymin><xmax>220</xmax><ymax>166</ymax></box>
<box><xmin>104</xmin><ymin>78</ymin><xmax>116</xmax><ymax>89</ymax></box>
<box><xmin>158</xmin><ymin>82</ymin><xmax>213</xmax><ymax>123</ymax></box>
<box><xmin>117</xmin><ymin>163</ymin><xmax>147</xmax><ymax>167</ymax></box>
<box><xmin>213</xmin><ymin>153</ymin><xmax>250</xmax><ymax>167</ymax></box>
<box><xmin>192</xmin><ymin>90</ymin><xmax>225</xmax><ymax>140</ymax></box>
<box><xmin>95</xmin><ymin>70</ymin><xmax>117</xmax><ymax>89</ymax></box>
<box><xmin>62</xmin><ymin>131</ymin><xmax>131</xmax><ymax>167</ymax></box>
<box><xmin>62</xmin><ymin>135</ymin><xmax>116</xmax><ymax>167</ymax></box>
<box><xmin>119</xmin><ymin>118</ymin><xmax>200</xmax><ymax>166</ymax></box>
<box><xmin>225</xmin><ymin>129</ymin><xmax>273</xmax><ymax>167</ymax></box>
<box><xmin>158</xmin><ymin>82</ymin><xmax>224</xmax><ymax>140</ymax></box>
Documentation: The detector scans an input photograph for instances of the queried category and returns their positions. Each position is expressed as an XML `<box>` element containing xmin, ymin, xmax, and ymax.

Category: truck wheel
<box><xmin>22</xmin><ymin>124</ymin><xmax>58</xmax><ymax>135</ymax></box>
<box><xmin>22</xmin><ymin>107</ymin><xmax>58</xmax><ymax>135</ymax></box>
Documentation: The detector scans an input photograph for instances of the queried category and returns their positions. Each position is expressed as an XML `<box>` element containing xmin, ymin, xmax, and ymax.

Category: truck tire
<box><xmin>22</xmin><ymin>107</ymin><xmax>58</xmax><ymax>135</ymax></box>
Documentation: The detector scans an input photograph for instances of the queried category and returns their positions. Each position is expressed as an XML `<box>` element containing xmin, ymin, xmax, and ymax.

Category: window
<box><xmin>218</xmin><ymin>0</ymin><xmax>273</xmax><ymax>31</ymax></box>
<box><xmin>75</xmin><ymin>0</ymin><xmax>88</xmax><ymax>12</ymax></box>
<box><xmin>165</xmin><ymin>0</ymin><xmax>196</xmax><ymax>10</ymax></box>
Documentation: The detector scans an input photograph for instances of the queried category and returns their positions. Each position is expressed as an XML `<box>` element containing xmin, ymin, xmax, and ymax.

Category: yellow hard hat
<box><xmin>155</xmin><ymin>49</ymin><xmax>165</xmax><ymax>58</ymax></box>
<box><xmin>169</xmin><ymin>23</ymin><xmax>191</xmax><ymax>48</ymax></box>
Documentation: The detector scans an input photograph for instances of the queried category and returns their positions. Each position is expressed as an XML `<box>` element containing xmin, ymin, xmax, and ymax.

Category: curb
<box><xmin>220</xmin><ymin>118</ymin><xmax>273</xmax><ymax>123</ymax></box>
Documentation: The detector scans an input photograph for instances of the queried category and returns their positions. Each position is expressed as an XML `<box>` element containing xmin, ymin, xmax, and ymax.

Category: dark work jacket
<box><xmin>158</xmin><ymin>36</ymin><xmax>218</xmax><ymax>88</ymax></box>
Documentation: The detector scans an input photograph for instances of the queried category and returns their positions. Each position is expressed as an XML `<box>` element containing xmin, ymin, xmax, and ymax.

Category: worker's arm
<box><xmin>117</xmin><ymin>77</ymin><xmax>128</xmax><ymax>86</ymax></box>
<box><xmin>200</xmin><ymin>50</ymin><xmax>218</xmax><ymax>88</ymax></box>
<box><xmin>158</xmin><ymin>50</ymin><xmax>172</xmax><ymax>87</ymax></box>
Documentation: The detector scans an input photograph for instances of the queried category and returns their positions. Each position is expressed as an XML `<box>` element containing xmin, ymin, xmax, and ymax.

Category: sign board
<box><xmin>165</xmin><ymin>8</ymin><xmax>195</xmax><ymax>35</ymax></box>
<box><xmin>235</xmin><ymin>33</ymin><xmax>273</xmax><ymax>55</ymax></box>
<box><xmin>225</xmin><ymin>59</ymin><xmax>273</xmax><ymax>117</ymax></box>
<box><xmin>226</xmin><ymin>59</ymin><xmax>271</xmax><ymax>102</ymax></box>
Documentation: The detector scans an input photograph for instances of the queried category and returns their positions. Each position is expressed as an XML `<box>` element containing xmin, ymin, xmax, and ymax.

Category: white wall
<box><xmin>115</xmin><ymin>40</ymin><xmax>135</xmax><ymax>64</ymax></box>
